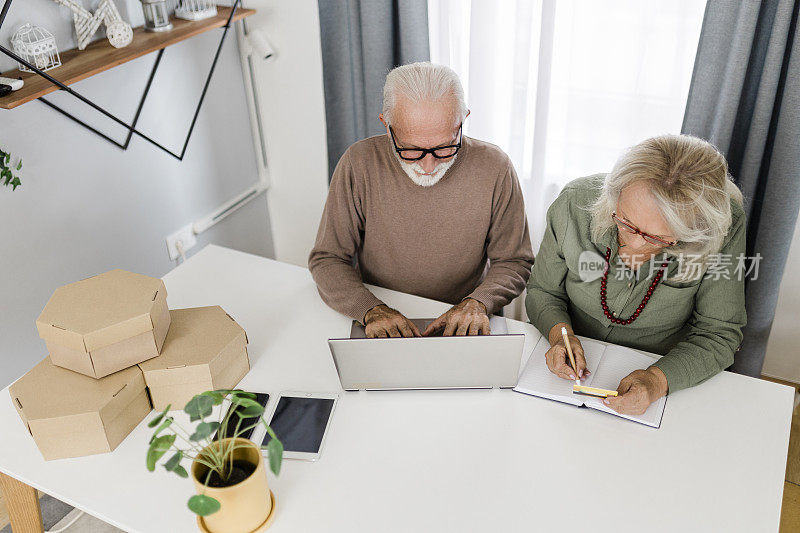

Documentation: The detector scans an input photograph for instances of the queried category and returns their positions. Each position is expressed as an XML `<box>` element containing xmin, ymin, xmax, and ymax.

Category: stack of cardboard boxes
<box><xmin>9</xmin><ymin>269</ymin><xmax>252</xmax><ymax>461</ymax></box>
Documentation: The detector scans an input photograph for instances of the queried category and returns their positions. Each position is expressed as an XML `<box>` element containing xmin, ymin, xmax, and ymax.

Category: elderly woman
<box><xmin>526</xmin><ymin>134</ymin><xmax>745</xmax><ymax>415</ymax></box>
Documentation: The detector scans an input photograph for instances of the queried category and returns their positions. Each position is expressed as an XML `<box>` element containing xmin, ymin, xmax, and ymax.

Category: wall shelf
<box><xmin>0</xmin><ymin>6</ymin><xmax>254</xmax><ymax>110</ymax></box>
<box><xmin>0</xmin><ymin>1</ymin><xmax>253</xmax><ymax>160</ymax></box>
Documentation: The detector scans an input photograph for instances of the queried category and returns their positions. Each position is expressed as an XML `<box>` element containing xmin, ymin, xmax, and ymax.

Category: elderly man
<box><xmin>309</xmin><ymin>62</ymin><xmax>534</xmax><ymax>338</ymax></box>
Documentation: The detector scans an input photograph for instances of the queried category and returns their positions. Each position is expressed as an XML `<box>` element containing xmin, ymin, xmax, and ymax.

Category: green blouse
<box><xmin>525</xmin><ymin>175</ymin><xmax>747</xmax><ymax>392</ymax></box>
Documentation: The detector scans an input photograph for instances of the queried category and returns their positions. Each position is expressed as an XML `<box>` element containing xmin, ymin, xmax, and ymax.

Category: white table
<box><xmin>0</xmin><ymin>244</ymin><xmax>793</xmax><ymax>533</ymax></box>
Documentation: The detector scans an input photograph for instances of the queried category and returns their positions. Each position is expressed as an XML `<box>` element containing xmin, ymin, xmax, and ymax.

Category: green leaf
<box><xmin>173</xmin><ymin>464</ymin><xmax>189</xmax><ymax>478</ymax></box>
<box><xmin>185</xmin><ymin>395</ymin><xmax>213</xmax><ymax>422</ymax></box>
<box><xmin>235</xmin><ymin>404</ymin><xmax>264</xmax><ymax>418</ymax></box>
<box><xmin>151</xmin><ymin>417</ymin><xmax>173</xmax><ymax>440</ymax></box>
<box><xmin>265</xmin><ymin>436</ymin><xmax>283</xmax><ymax>476</ymax></box>
<box><xmin>16</xmin><ymin>159</ymin><xmax>22</xmax><ymax>171</ymax></box>
<box><xmin>199</xmin><ymin>391</ymin><xmax>224</xmax><ymax>405</ymax></box>
<box><xmin>263</xmin><ymin>427</ymin><xmax>283</xmax><ymax>476</ymax></box>
<box><xmin>230</xmin><ymin>396</ymin><xmax>260</xmax><ymax>408</ymax></box>
<box><xmin>188</xmin><ymin>494</ymin><xmax>221</xmax><ymax>517</ymax></box>
<box><xmin>146</xmin><ymin>434</ymin><xmax>176</xmax><ymax>472</ymax></box>
<box><xmin>190</xmin><ymin>421</ymin><xmax>220</xmax><ymax>441</ymax></box>
<box><xmin>10</xmin><ymin>177</ymin><xmax>20</xmax><ymax>190</ymax></box>
<box><xmin>163</xmin><ymin>450</ymin><xmax>182</xmax><ymax>472</ymax></box>
<box><xmin>147</xmin><ymin>405</ymin><xmax>172</xmax><ymax>428</ymax></box>
<box><xmin>212</xmin><ymin>389</ymin><xmax>253</xmax><ymax>399</ymax></box>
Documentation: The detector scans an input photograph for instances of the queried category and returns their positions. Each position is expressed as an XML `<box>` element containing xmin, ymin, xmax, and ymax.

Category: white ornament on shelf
<box><xmin>101</xmin><ymin>0</ymin><xmax>133</xmax><ymax>47</ymax></box>
<box><xmin>140</xmin><ymin>0</ymin><xmax>173</xmax><ymax>32</ymax></box>
<box><xmin>11</xmin><ymin>23</ymin><xmax>62</xmax><ymax>72</ymax></box>
<box><xmin>175</xmin><ymin>0</ymin><xmax>216</xmax><ymax>21</ymax></box>
<box><xmin>52</xmin><ymin>0</ymin><xmax>133</xmax><ymax>50</ymax></box>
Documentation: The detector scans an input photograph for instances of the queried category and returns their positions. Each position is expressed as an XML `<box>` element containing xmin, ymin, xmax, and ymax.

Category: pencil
<box><xmin>561</xmin><ymin>326</ymin><xmax>581</xmax><ymax>385</ymax></box>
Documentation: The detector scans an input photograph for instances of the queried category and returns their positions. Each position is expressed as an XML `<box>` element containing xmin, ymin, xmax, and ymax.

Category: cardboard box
<box><xmin>138</xmin><ymin>306</ymin><xmax>250</xmax><ymax>411</ymax></box>
<box><xmin>36</xmin><ymin>269</ymin><xmax>171</xmax><ymax>378</ymax></box>
<box><xmin>9</xmin><ymin>357</ymin><xmax>152</xmax><ymax>461</ymax></box>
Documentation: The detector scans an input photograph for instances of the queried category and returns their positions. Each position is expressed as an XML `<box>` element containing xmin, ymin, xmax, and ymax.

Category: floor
<box><xmin>2</xmin><ymin>393</ymin><xmax>800</xmax><ymax>532</ymax></box>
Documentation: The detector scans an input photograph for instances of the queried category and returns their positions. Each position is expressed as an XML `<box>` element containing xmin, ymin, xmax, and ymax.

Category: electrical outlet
<box><xmin>165</xmin><ymin>224</ymin><xmax>197</xmax><ymax>261</ymax></box>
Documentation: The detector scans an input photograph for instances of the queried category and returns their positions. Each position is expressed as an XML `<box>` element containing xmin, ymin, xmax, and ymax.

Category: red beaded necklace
<box><xmin>600</xmin><ymin>247</ymin><xmax>669</xmax><ymax>326</ymax></box>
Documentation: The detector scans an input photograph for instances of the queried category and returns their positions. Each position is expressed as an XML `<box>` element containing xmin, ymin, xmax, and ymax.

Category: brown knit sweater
<box><xmin>308</xmin><ymin>134</ymin><xmax>534</xmax><ymax>323</ymax></box>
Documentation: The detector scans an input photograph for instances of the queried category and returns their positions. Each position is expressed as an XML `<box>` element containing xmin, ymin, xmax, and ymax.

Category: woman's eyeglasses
<box><xmin>612</xmin><ymin>212</ymin><xmax>677</xmax><ymax>247</ymax></box>
<box><xmin>389</xmin><ymin>124</ymin><xmax>463</xmax><ymax>161</ymax></box>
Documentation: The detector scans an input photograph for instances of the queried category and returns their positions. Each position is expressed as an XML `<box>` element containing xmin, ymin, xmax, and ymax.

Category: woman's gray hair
<box><xmin>590</xmin><ymin>134</ymin><xmax>743</xmax><ymax>279</ymax></box>
<box><xmin>382</xmin><ymin>62</ymin><xmax>468</xmax><ymax>125</ymax></box>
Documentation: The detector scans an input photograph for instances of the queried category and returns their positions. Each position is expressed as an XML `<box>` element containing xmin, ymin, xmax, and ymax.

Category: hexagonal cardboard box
<box><xmin>9</xmin><ymin>356</ymin><xmax>151</xmax><ymax>461</ymax></box>
<box><xmin>36</xmin><ymin>269</ymin><xmax>171</xmax><ymax>378</ymax></box>
<box><xmin>138</xmin><ymin>306</ymin><xmax>250</xmax><ymax>411</ymax></box>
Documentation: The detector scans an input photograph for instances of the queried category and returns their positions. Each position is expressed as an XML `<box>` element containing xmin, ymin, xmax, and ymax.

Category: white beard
<box><xmin>394</xmin><ymin>152</ymin><xmax>457</xmax><ymax>187</ymax></box>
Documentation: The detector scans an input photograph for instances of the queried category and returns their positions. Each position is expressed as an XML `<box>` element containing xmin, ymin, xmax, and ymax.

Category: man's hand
<box><xmin>544</xmin><ymin>323</ymin><xmax>588</xmax><ymax>380</ymax></box>
<box><xmin>364</xmin><ymin>304</ymin><xmax>421</xmax><ymax>338</ymax></box>
<box><xmin>422</xmin><ymin>298</ymin><xmax>490</xmax><ymax>336</ymax></box>
<box><xmin>603</xmin><ymin>367</ymin><xmax>668</xmax><ymax>415</ymax></box>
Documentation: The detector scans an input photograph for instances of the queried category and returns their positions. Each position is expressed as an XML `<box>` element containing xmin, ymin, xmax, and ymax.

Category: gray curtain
<box><xmin>682</xmin><ymin>0</ymin><xmax>800</xmax><ymax>377</ymax></box>
<box><xmin>318</xmin><ymin>0</ymin><xmax>430</xmax><ymax>178</ymax></box>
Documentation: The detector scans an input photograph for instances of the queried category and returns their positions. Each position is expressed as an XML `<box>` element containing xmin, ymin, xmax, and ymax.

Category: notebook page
<box><xmin>514</xmin><ymin>335</ymin><xmax>605</xmax><ymax>406</ymax></box>
<box><xmin>584</xmin><ymin>344</ymin><xmax>666</xmax><ymax>428</ymax></box>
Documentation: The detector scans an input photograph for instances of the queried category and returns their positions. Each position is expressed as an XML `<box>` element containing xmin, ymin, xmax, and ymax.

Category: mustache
<box><xmin>408</xmin><ymin>162</ymin><xmax>447</xmax><ymax>175</ymax></box>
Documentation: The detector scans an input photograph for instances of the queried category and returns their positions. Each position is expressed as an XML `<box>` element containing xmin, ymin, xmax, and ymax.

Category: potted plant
<box><xmin>0</xmin><ymin>148</ymin><xmax>22</xmax><ymax>190</ymax></box>
<box><xmin>146</xmin><ymin>390</ymin><xmax>284</xmax><ymax>533</ymax></box>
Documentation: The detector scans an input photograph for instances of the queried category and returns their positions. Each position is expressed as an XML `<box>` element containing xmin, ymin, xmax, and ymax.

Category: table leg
<box><xmin>0</xmin><ymin>472</ymin><xmax>43</xmax><ymax>533</ymax></box>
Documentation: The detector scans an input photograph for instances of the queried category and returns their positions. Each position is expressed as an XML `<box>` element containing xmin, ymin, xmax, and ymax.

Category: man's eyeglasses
<box><xmin>389</xmin><ymin>124</ymin><xmax>463</xmax><ymax>161</ymax></box>
<box><xmin>612</xmin><ymin>212</ymin><xmax>677</xmax><ymax>247</ymax></box>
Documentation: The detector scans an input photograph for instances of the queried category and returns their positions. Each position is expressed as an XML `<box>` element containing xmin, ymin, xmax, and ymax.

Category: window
<box><xmin>429</xmin><ymin>0</ymin><xmax>707</xmax><ymax>248</ymax></box>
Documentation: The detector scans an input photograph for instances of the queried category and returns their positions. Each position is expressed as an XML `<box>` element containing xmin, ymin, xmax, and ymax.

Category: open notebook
<box><xmin>514</xmin><ymin>336</ymin><xmax>667</xmax><ymax>428</ymax></box>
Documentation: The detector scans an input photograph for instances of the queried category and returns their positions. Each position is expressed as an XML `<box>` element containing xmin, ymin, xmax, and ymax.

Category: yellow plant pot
<box><xmin>192</xmin><ymin>438</ymin><xmax>275</xmax><ymax>533</ymax></box>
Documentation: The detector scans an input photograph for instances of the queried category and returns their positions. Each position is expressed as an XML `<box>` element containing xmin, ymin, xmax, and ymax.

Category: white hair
<box><xmin>382</xmin><ymin>62</ymin><xmax>468</xmax><ymax>125</ymax></box>
<box><xmin>590</xmin><ymin>134</ymin><xmax>744</xmax><ymax>280</ymax></box>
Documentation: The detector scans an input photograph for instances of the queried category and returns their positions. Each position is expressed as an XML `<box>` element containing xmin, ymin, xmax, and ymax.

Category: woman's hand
<box><xmin>603</xmin><ymin>367</ymin><xmax>668</xmax><ymax>415</ymax></box>
<box><xmin>544</xmin><ymin>323</ymin><xmax>588</xmax><ymax>380</ymax></box>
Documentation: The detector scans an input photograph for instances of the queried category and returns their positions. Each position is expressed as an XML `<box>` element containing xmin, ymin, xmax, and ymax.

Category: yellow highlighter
<box><xmin>573</xmin><ymin>384</ymin><xmax>619</xmax><ymax>398</ymax></box>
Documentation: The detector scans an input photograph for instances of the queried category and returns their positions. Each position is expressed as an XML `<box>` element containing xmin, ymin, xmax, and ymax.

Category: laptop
<box><xmin>328</xmin><ymin>316</ymin><xmax>525</xmax><ymax>391</ymax></box>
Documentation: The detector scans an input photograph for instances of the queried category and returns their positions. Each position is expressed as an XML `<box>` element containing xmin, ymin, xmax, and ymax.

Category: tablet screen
<box><xmin>262</xmin><ymin>396</ymin><xmax>335</xmax><ymax>453</ymax></box>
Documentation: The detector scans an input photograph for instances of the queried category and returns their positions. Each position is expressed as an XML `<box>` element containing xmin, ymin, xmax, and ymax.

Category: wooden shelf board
<box><xmin>0</xmin><ymin>6</ymin><xmax>254</xmax><ymax>110</ymax></box>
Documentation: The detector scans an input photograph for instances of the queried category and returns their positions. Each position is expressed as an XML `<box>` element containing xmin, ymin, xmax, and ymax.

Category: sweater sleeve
<box><xmin>467</xmin><ymin>162</ymin><xmax>535</xmax><ymax>314</ymax></box>
<box><xmin>652</xmin><ymin>211</ymin><xmax>747</xmax><ymax>392</ymax></box>
<box><xmin>524</xmin><ymin>187</ymin><xmax>573</xmax><ymax>336</ymax></box>
<box><xmin>308</xmin><ymin>150</ymin><xmax>384</xmax><ymax>324</ymax></box>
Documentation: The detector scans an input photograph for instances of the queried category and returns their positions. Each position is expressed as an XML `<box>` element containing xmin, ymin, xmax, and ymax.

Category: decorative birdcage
<box><xmin>175</xmin><ymin>0</ymin><xmax>216</xmax><ymax>21</ymax></box>
<box><xmin>140</xmin><ymin>0</ymin><xmax>173</xmax><ymax>32</ymax></box>
<box><xmin>10</xmin><ymin>23</ymin><xmax>61</xmax><ymax>72</ymax></box>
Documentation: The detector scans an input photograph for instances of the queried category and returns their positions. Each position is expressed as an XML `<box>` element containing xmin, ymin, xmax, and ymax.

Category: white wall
<box><xmin>0</xmin><ymin>3</ymin><xmax>274</xmax><ymax>387</ymax></box>
<box><xmin>241</xmin><ymin>0</ymin><xmax>329</xmax><ymax>266</ymax></box>
<box><xmin>763</xmin><ymin>214</ymin><xmax>800</xmax><ymax>383</ymax></box>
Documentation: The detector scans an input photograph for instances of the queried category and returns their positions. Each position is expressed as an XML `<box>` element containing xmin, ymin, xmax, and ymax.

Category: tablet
<box><xmin>258</xmin><ymin>391</ymin><xmax>338</xmax><ymax>461</ymax></box>
<box><xmin>214</xmin><ymin>392</ymin><xmax>270</xmax><ymax>441</ymax></box>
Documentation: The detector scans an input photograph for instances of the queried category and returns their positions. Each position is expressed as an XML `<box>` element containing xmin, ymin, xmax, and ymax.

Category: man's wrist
<box><xmin>364</xmin><ymin>304</ymin><xmax>386</xmax><ymax>324</ymax></box>
<box><xmin>463</xmin><ymin>297</ymin><xmax>487</xmax><ymax>314</ymax></box>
